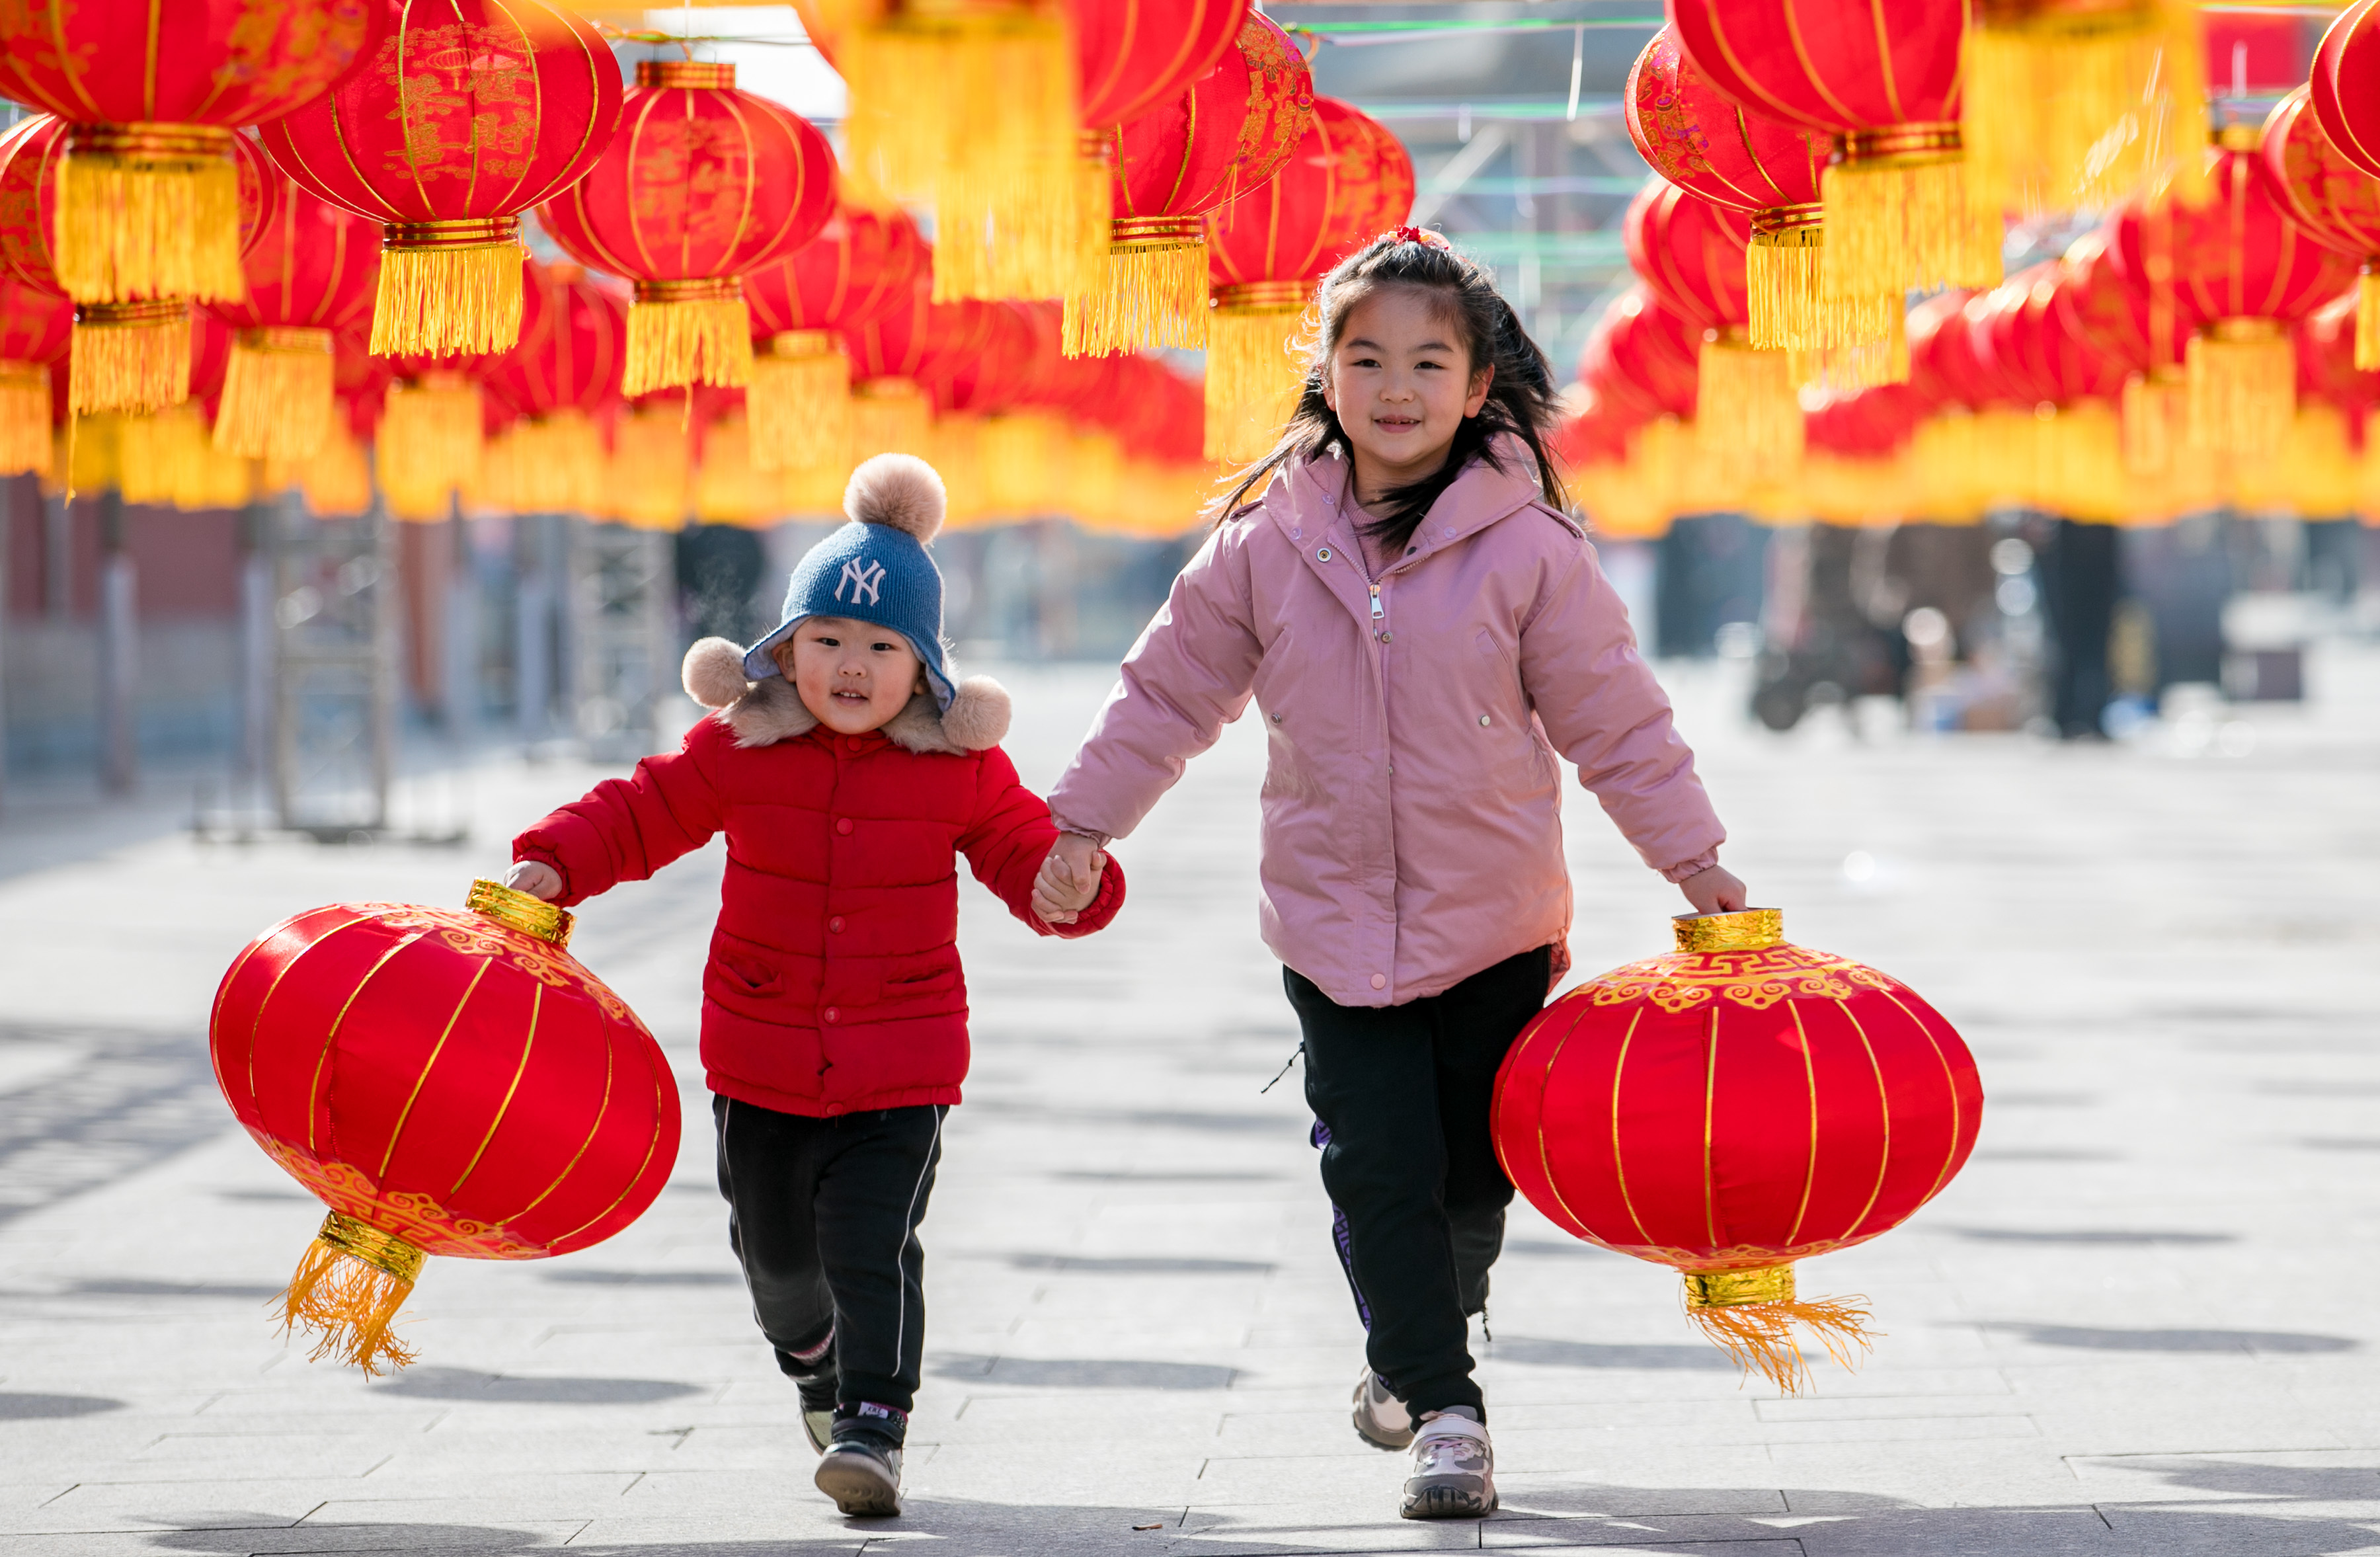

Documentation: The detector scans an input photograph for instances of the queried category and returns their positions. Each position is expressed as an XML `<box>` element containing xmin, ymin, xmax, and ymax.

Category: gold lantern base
<box><xmin>1680</xmin><ymin>1261</ymin><xmax>1876</xmax><ymax>1395</ymax></box>
<box><xmin>280</xmin><ymin>1211</ymin><xmax>426</xmax><ymax>1377</ymax></box>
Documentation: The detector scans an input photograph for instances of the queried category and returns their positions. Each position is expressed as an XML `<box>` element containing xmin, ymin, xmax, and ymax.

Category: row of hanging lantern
<box><xmin>1570</xmin><ymin>2</ymin><xmax>2380</xmax><ymax>539</ymax></box>
<box><xmin>0</xmin><ymin>0</ymin><xmax>1429</xmax><ymax>532</ymax></box>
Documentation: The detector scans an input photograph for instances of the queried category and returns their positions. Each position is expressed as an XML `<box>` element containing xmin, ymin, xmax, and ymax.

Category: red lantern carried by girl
<box><xmin>539</xmin><ymin>62</ymin><xmax>838</xmax><ymax>401</ymax></box>
<box><xmin>1203</xmin><ymin>98</ymin><xmax>1414</xmax><ymax>461</ymax></box>
<box><xmin>1493</xmin><ymin>909</ymin><xmax>1981</xmax><ymax>1392</ymax></box>
<box><xmin>205</xmin><ymin>180</ymin><xmax>382</xmax><ymax>461</ymax></box>
<box><xmin>1064</xmin><ymin>13</ymin><xmax>1313</xmax><ymax>356</ymax></box>
<box><xmin>256</xmin><ymin>0</ymin><xmax>623</xmax><ymax>359</ymax></box>
<box><xmin>211</xmin><ymin>881</ymin><xmax>680</xmax><ymax>1374</ymax></box>
<box><xmin>742</xmin><ymin>204</ymin><xmax>931</xmax><ymax>471</ymax></box>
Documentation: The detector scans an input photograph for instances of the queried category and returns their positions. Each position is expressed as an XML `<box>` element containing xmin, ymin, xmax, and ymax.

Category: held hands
<box><xmin>504</xmin><ymin>860</ymin><xmax>564</xmax><ymax>903</ymax></box>
<box><xmin>1031</xmin><ymin>832</ymin><xmax>1108</xmax><ymax>924</ymax></box>
<box><xmin>1678</xmin><ymin>863</ymin><xmax>1749</xmax><ymax>916</ymax></box>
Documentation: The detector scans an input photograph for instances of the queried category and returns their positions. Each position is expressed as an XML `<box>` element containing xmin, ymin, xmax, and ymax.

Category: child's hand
<box><xmin>1031</xmin><ymin>833</ymin><xmax>1107</xmax><ymax>924</ymax></box>
<box><xmin>504</xmin><ymin>860</ymin><xmax>564</xmax><ymax>902</ymax></box>
<box><xmin>1678</xmin><ymin>863</ymin><xmax>1748</xmax><ymax>916</ymax></box>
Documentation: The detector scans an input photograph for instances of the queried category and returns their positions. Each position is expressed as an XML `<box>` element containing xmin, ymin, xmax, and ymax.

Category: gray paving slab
<box><xmin>6</xmin><ymin>647</ymin><xmax>2380</xmax><ymax>1554</ymax></box>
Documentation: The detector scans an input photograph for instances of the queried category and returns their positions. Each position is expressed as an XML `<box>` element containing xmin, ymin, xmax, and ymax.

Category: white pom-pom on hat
<box><xmin>845</xmin><ymin>452</ymin><xmax>945</xmax><ymax>541</ymax></box>
<box><xmin>682</xmin><ymin>637</ymin><xmax>752</xmax><ymax>709</ymax></box>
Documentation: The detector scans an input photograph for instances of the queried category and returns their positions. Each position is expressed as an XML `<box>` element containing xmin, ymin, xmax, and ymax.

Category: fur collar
<box><xmin>680</xmin><ymin>637</ymin><xmax>1012</xmax><ymax>754</ymax></box>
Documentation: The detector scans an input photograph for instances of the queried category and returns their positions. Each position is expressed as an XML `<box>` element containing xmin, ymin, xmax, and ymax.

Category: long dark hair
<box><xmin>1216</xmin><ymin>230</ymin><xmax>1569</xmax><ymax>551</ymax></box>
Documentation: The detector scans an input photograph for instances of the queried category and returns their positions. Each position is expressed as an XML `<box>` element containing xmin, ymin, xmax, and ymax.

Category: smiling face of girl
<box><xmin>773</xmin><ymin>615</ymin><xmax>926</xmax><ymax>734</ymax></box>
<box><xmin>1320</xmin><ymin>284</ymin><xmax>1495</xmax><ymax>506</ymax></box>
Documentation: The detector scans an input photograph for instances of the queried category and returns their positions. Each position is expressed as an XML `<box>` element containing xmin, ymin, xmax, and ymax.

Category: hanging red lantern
<box><xmin>844</xmin><ymin>268</ymin><xmax>1000</xmax><ymax>461</ymax></box>
<box><xmin>2310</xmin><ymin>0</ymin><xmax>2380</xmax><ymax>189</ymax></box>
<box><xmin>479</xmin><ymin>260</ymin><xmax>629</xmax><ymax>514</ymax></box>
<box><xmin>2263</xmin><ymin>86</ymin><xmax>2380</xmax><ymax>372</ymax></box>
<box><xmin>1203</xmin><ymin>97</ymin><xmax>1413</xmax><ymax>461</ymax></box>
<box><xmin>0</xmin><ymin>276</ymin><xmax>69</xmax><ymax>477</ymax></box>
<box><xmin>1065</xmin><ymin>13</ymin><xmax>1313</xmax><ymax>356</ymax></box>
<box><xmin>1577</xmin><ymin>286</ymin><xmax>1701</xmax><ymax>425</ymax></box>
<box><xmin>0</xmin><ymin>114</ymin><xmax>279</xmax><ymax>417</ymax></box>
<box><xmin>0</xmin><ymin>0</ymin><xmax>382</xmax><ymax>309</ymax></box>
<box><xmin>210</xmin><ymin>881</ymin><xmax>680</xmax><ymax>1374</ymax></box>
<box><xmin>1493</xmin><ymin>909</ymin><xmax>1981</xmax><ymax>1392</ymax></box>
<box><xmin>255</xmin><ymin>0</ymin><xmax>623</xmax><ymax>359</ymax></box>
<box><xmin>742</xmin><ymin>204</ymin><xmax>930</xmax><ymax>472</ymax></box>
<box><xmin>204</xmin><ymin>179</ymin><xmax>381</xmax><ymax>461</ymax></box>
<box><xmin>1667</xmin><ymin>1</ymin><xmax>1999</xmax><ymax>344</ymax></box>
<box><xmin>538</xmin><ymin>62</ymin><xmax>837</xmax><ymax>401</ymax></box>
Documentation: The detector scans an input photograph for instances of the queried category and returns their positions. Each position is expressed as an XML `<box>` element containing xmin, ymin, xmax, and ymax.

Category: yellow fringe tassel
<box><xmin>214</xmin><ymin>327</ymin><xmax>335</xmax><ymax>461</ymax></box>
<box><xmin>268</xmin><ymin>419</ymin><xmax>374</xmax><ymax>517</ymax></box>
<box><xmin>1074</xmin><ymin>138</ymin><xmax>1117</xmax><ymax>296</ymax></box>
<box><xmin>1821</xmin><ymin>150</ymin><xmax>2001</xmax><ymax>315</ymax></box>
<box><xmin>933</xmin><ymin>413</ymin><xmax>987</xmax><ymax>527</ymax></box>
<box><xmin>694</xmin><ymin>412</ymin><xmax>772</xmax><ymax>528</ymax></box>
<box><xmin>71</xmin><ymin>302</ymin><xmax>191</xmax><ymax>416</ymax></box>
<box><xmin>1204</xmin><ymin>303</ymin><xmax>1310</xmax><ymax>463</ymax></box>
<box><xmin>1962</xmin><ymin>3</ymin><xmax>2206</xmax><ymax>221</ymax></box>
<box><xmin>1064</xmin><ymin>227</ymin><xmax>1209</xmax><ymax>356</ymax></box>
<box><xmin>1695</xmin><ymin>334</ymin><xmax>1803</xmax><ymax>480</ymax></box>
<box><xmin>2358</xmin><ymin>270</ymin><xmax>2380</xmax><ymax>374</ymax></box>
<box><xmin>605</xmin><ymin>407</ymin><xmax>695</xmax><ymax>530</ymax></box>
<box><xmin>981</xmin><ymin>409</ymin><xmax>1062</xmax><ymax>514</ymax></box>
<box><xmin>1747</xmin><ymin>224</ymin><xmax>1827</xmax><ymax>352</ymax></box>
<box><xmin>57</xmin><ymin>149</ymin><xmax>243</xmax><ymax>305</ymax></box>
<box><xmin>1680</xmin><ymin>1265</ymin><xmax>1874</xmax><ymax>1396</ymax></box>
<box><xmin>844</xmin><ymin>4</ymin><xmax>1079</xmax><ymax>300</ymax></box>
<box><xmin>748</xmin><ymin>331</ymin><xmax>852</xmax><ymax>471</ymax></box>
<box><xmin>2186</xmin><ymin>321</ymin><xmax>2294</xmax><ymax>461</ymax></box>
<box><xmin>481</xmin><ymin>410</ymin><xmax>609</xmax><ymax>514</ymax></box>
<box><xmin>1789</xmin><ymin>307</ymin><xmax>1910</xmax><ymax>393</ymax></box>
<box><xmin>371</xmin><ymin>242</ymin><xmax>525</xmax><ymax>358</ymax></box>
<box><xmin>278</xmin><ymin>1216</ymin><xmax>424</xmax><ymax>1378</ymax></box>
<box><xmin>379</xmin><ymin>376</ymin><xmax>484</xmax><ymax>522</ymax></box>
<box><xmin>0</xmin><ymin>359</ymin><xmax>52</xmax><ymax>478</ymax></box>
<box><xmin>851</xmin><ymin>376</ymin><xmax>933</xmax><ymax>462</ymax></box>
<box><xmin>624</xmin><ymin>294</ymin><xmax>754</xmax><ymax>397</ymax></box>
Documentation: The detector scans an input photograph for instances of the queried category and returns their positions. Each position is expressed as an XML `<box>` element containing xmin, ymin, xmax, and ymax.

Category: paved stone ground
<box><xmin>4</xmin><ymin>643</ymin><xmax>2380</xmax><ymax>1556</ymax></box>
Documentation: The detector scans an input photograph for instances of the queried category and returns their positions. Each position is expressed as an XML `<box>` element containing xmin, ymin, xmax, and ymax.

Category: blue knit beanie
<box><xmin>742</xmin><ymin>454</ymin><xmax>955</xmax><ymax>707</ymax></box>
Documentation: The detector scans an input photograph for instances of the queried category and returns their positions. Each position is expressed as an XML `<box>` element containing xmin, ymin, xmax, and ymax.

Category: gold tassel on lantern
<box><xmin>1962</xmin><ymin>1</ymin><xmax>2206</xmax><ymax>220</ymax></box>
<box><xmin>56</xmin><ymin>125</ymin><xmax>243</xmax><ymax>304</ymax></box>
<box><xmin>1681</xmin><ymin>1265</ymin><xmax>1873</xmax><ymax>1396</ymax></box>
<box><xmin>844</xmin><ymin>0</ymin><xmax>1081</xmax><ymax>301</ymax></box>
<box><xmin>379</xmin><ymin>374</ymin><xmax>485</xmax><ymax>522</ymax></box>
<box><xmin>267</xmin><ymin>419</ymin><xmax>374</xmax><ymax>518</ymax></box>
<box><xmin>1821</xmin><ymin>126</ymin><xmax>2001</xmax><ymax>325</ymax></box>
<box><xmin>214</xmin><ymin>327</ymin><xmax>335</xmax><ymax>460</ymax></box>
<box><xmin>0</xmin><ymin>359</ymin><xmax>52</xmax><ymax>478</ymax></box>
<box><xmin>71</xmin><ymin>299</ymin><xmax>192</xmax><ymax>416</ymax></box>
<box><xmin>851</xmin><ymin>376</ymin><xmax>933</xmax><ymax>461</ymax></box>
<box><xmin>1788</xmin><ymin>307</ymin><xmax>1910</xmax><ymax>395</ymax></box>
<box><xmin>625</xmin><ymin>280</ymin><xmax>754</xmax><ymax>397</ymax></box>
<box><xmin>747</xmin><ymin>330</ymin><xmax>852</xmax><ymax>471</ymax></box>
<box><xmin>1694</xmin><ymin>331</ymin><xmax>1803</xmax><ymax>479</ymax></box>
<box><xmin>2357</xmin><ymin>267</ymin><xmax>2380</xmax><ymax>373</ymax></box>
<box><xmin>495</xmin><ymin>412</ymin><xmax>608</xmax><ymax>514</ymax></box>
<box><xmin>371</xmin><ymin>220</ymin><xmax>526</xmax><ymax>358</ymax></box>
<box><xmin>694</xmin><ymin>413</ymin><xmax>772</xmax><ymax>527</ymax></box>
<box><xmin>1064</xmin><ymin>218</ymin><xmax>1210</xmax><ymax>356</ymax></box>
<box><xmin>606</xmin><ymin>408</ymin><xmax>692</xmax><ymax>530</ymax></box>
<box><xmin>2186</xmin><ymin>318</ymin><xmax>2293</xmax><ymax>461</ymax></box>
<box><xmin>280</xmin><ymin>1212</ymin><xmax>423</xmax><ymax>1377</ymax></box>
<box><xmin>1073</xmin><ymin>131</ymin><xmax>1119</xmax><ymax>291</ymax></box>
<box><xmin>1205</xmin><ymin>282</ymin><xmax>1312</xmax><ymax>463</ymax></box>
<box><xmin>2121</xmin><ymin>370</ymin><xmax>2183</xmax><ymax>475</ymax></box>
<box><xmin>932</xmin><ymin>413</ymin><xmax>986</xmax><ymax>526</ymax></box>
<box><xmin>1747</xmin><ymin>207</ymin><xmax>1827</xmax><ymax>352</ymax></box>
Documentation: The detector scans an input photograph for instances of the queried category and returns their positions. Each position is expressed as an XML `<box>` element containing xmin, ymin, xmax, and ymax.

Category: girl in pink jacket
<box><xmin>1036</xmin><ymin>231</ymin><xmax>1747</xmax><ymax>1520</ymax></box>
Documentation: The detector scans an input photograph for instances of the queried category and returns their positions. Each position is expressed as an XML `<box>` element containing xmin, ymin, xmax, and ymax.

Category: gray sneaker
<box><xmin>814</xmin><ymin>1435</ymin><xmax>903</xmax><ymax>1517</ymax></box>
<box><xmin>1400</xmin><ymin>1410</ymin><xmax>1495</xmax><ymax>1519</ymax></box>
<box><xmin>797</xmin><ymin>1382</ymin><xmax>836</xmax><ymax>1456</ymax></box>
<box><xmin>1351</xmin><ymin>1364</ymin><xmax>1413</xmax><ymax>1450</ymax></box>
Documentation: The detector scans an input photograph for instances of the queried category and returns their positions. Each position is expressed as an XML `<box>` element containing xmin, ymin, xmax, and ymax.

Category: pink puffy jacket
<box><xmin>1048</xmin><ymin>444</ymin><xmax>1725</xmax><ymax>1008</ymax></box>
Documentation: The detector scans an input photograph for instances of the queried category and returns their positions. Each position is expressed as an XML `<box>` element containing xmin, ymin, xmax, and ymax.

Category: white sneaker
<box><xmin>814</xmin><ymin>1435</ymin><xmax>902</xmax><ymax>1517</ymax></box>
<box><xmin>1400</xmin><ymin>1409</ymin><xmax>1495</xmax><ymax>1520</ymax></box>
<box><xmin>1351</xmin><ymin>1364</ymin><xmax>1414</xmax><ymax>1450</ymax></box>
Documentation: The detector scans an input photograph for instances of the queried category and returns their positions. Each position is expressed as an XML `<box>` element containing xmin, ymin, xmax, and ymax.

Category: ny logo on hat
<box><xmin>836</xmin><ymin>557</ymin><xmax>887</xmax><ymax>607</ymax></box>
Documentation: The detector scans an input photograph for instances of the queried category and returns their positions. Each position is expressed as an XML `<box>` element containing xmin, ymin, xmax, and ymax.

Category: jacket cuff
<box><xmin>1047</xmin><ymin>813</ymin><xmax>1113</xmax><ymax>848</ymax></box>
<box><xmin>1659</xmin><ymin>848</ymin><xmax>1719</xmax><ymax>885</ymax></box>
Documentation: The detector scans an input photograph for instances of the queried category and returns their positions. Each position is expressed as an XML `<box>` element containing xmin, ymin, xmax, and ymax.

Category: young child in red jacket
<box><xmin>504</xmin><ymin>454</ymin><xmax>1124</xmax><ymax>1517</ymax></box>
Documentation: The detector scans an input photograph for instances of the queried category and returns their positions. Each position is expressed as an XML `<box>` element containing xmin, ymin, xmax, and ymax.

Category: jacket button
<box><xmin>828</xmin><ymin>916</ymin><xmax>845</xmax><ymax>933</ymax></box>
<box><xmin>824</xmin><ymin>1007</ymin><xmax>840</xmax><ymax>1023</ymax></box>
<box><xmin>1370</xmin><ymin>974</ymin><xmax>1386</xmax><ymax>990</ymax></box>
<box><xmin>846</xmin><ymin>736</ymin><xmax>865</xmax><ymax>752</ymax></box>
<box><xmin>835</xmin><ymin>818</ymin><xmax>853</xmax><ymax>835</ymax></box>
<box><xmin>1480</xmin><ymin>714</ymin><xmax>1491</xmax><ymax>726</ymax></box>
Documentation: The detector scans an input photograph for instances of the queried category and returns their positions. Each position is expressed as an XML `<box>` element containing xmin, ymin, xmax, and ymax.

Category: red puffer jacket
<box><xmin>513</xmin><ymin>643</ymin><xmax>1124</xmax><ymax>1117</ymax></box>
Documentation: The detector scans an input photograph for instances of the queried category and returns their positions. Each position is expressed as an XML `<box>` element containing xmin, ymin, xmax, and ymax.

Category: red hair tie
<box><xmin>1391</xmin><ymin>225</ymin><xmax>1448</xmax><ymax>249</ymax></box>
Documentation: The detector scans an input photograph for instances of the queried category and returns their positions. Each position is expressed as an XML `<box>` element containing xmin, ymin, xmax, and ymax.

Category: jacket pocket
<box><xmin>880</xmin><ymin>951</ymin><xmax>961</xmax><ymax>1002</ymax></box>
<box><xmin>711</xmin><ymin>951</ymin><xmax>781</xmax><ymax>996</ymax></box>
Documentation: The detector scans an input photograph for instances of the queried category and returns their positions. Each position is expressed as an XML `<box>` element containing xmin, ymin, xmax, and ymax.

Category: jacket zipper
<box><xmin>1368</xmin><ymin>583</ymin><xmax>1383</xmax><ymax>620</ymax></box>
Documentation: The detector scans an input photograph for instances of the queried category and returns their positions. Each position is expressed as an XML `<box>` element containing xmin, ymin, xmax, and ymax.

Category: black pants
<box><xmin>713</xmin><ymin>1096</ymin><xmax>946</xmax><ymax>1423</ymax></box>
<box><xmin>1288</xmin><ymin>946</ymin><xmax>1552</xmax><ymax>1421</ymax></box>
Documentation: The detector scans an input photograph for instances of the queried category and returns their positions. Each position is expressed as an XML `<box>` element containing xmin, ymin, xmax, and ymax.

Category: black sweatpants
<box><xmin>713</xmin><ymin>1095</ymin><xmax>946</xmax><ymax>1423</ymax></box>
<box><xmin>1288</xmin><ymin>946</ymin><xmax>1552</xmax><ymax>1421</ymax></box>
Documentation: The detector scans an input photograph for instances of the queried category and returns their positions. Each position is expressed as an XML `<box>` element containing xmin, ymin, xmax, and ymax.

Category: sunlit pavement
<box><xmin>4</xmin><ymin>645</ymin><xmax>2380</xmax><ymax>1556</ymax></box>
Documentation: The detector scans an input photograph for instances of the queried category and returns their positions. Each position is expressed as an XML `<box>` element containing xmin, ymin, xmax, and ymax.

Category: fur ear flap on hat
<box><xmin>846</xmin><ymin>452</ymin><xmax>945</xmax><ymax>542</ymax></box>
<box><xmin>684</xmin><ymin>637</ymin><xmax>753</xmax><ymax>710</ymax></box>
<box><xmin>939</xmin><ymin>676</ymin><xmax>1012</xmax><ymax>751</ymax></box>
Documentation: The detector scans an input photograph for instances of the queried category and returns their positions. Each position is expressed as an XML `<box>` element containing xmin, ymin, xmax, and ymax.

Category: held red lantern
<box><xmin>1203</xmin><ymin>97</ymin><xmax>1414</xmax><ymax>461</ymax></box>
<box><xmin>0</xmin><ymin>275</ymin><xmax>69</xmax><ymax>476</ymax></box>
<box><xmin>255</xmin><ymin>0</ymin><xmax>624</xmax><ymax>359</ymax></box>
<box><xmin>1493</xmin><ymin>910</ymin><xmax>1981</xmax><ymax>1392</ymax></box>
<box><xmin>210</xmin><ymin>881</ymin><xmax>680</xmax><ymax>1373</ymax></box>
<box><xmin>205</xmin><ymin>179</ymin><xmax>382</xmax><ymax>461</ymax></box>
<box><xmin>742</xmin><ymin>204</ymin><xmax>930</xmax><ymax>472</ymax></box>
<box><xmin>0</xmin><ymin>0</ymin><xmax>382</xmax><ymax>309</ymax></box>
<box><xmin>1064</xmin><ymin>13</ymin><xmax>1313</xmax><ymax>356</ymax></box>
<box><xmin>2263</xmin><ymin>87</ymin><xmax>2380</xmax><ymax>372</ymax></box>
<box><xmin>539</xmin><ymin>61</ymin><xmax>838</xmax><ymax>400</ymax></box>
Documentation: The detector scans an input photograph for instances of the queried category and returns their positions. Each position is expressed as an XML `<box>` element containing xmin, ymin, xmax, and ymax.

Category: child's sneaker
<box><xmin>1400</xmin><ymin>1408</ymin><xmax>1495</xmax><ymax>1520</ymax></box>
<box><xmin>1351</xmin><ymin>1364</ymin><xmax>1413</xmax><ymax>1450</ymax></box>
<box><xmin>797</xmin><ymin>1379</ymin><xmax>836</xmax><ymax>1457</ymax></box>
<box><xmin>814</xmin><ymin>1405</ymin><xmax>905</xmax><ymax>1517</ymax></box>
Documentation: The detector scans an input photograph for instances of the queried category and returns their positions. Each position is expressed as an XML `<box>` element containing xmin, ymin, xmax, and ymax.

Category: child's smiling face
<box><xmin>774</xmin><ymin>616</ymin><xmax>926</xmax><ymax>734</ymax></box>
<box><xmin>1322</xmin><ymin>285</ymin><xmax>1494</xmax><ymax>491</ymax></box>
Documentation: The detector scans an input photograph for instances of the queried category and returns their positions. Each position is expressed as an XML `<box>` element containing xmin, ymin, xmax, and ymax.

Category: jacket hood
<box><xmin>682</xmin><ymin>637</ymin><xmax>1011</xmax><ymax>756</ymax></box>
<box><xmin>1262</xmin><ymin>436</ymin><xmax>1575</xmax><ymax>563</ymax></box>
